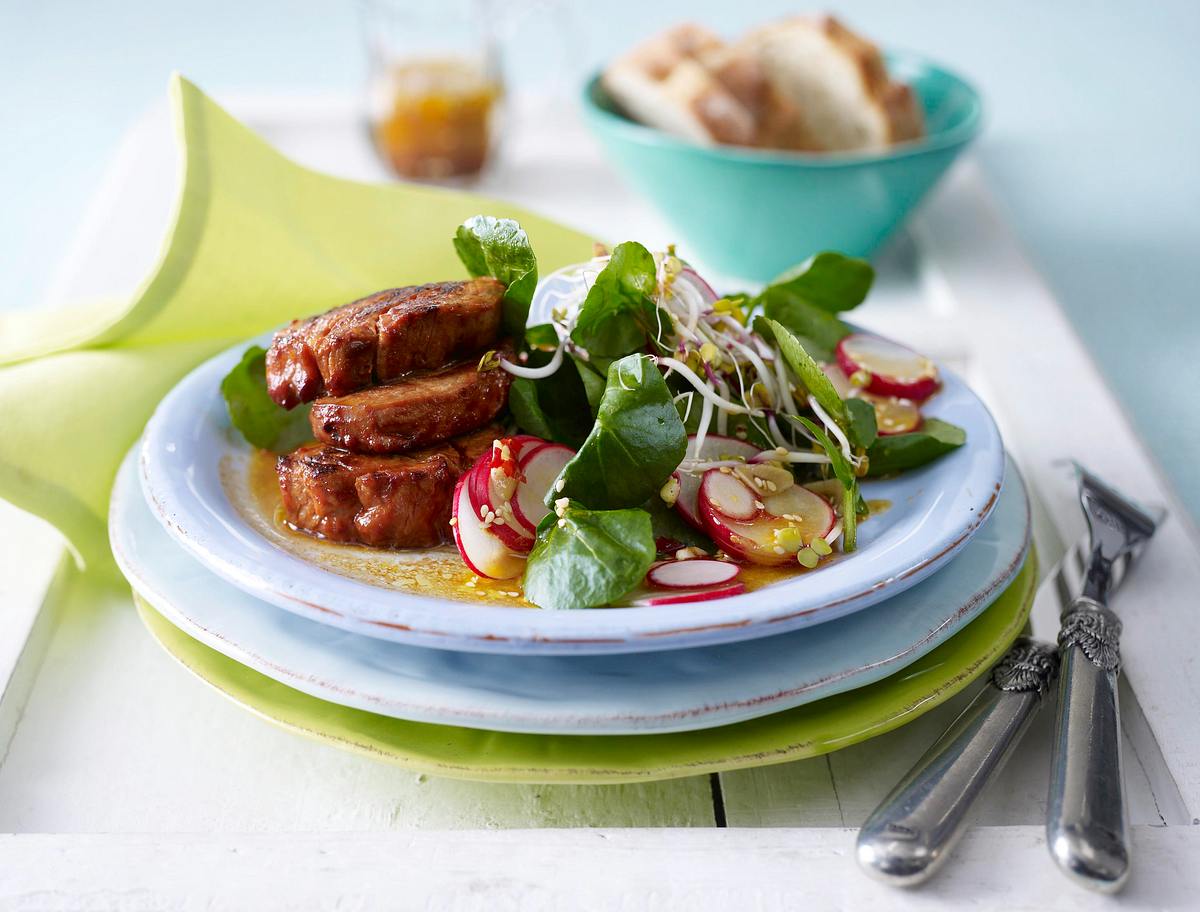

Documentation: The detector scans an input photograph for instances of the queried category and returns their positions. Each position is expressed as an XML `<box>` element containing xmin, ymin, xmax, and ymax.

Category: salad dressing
<box><xmin>234</xmin><ymin>449</ymin><xmax>808</xmax><ymax>607</ymax></box>
<box><xmin>370</xmin><ymin>58</ymin><xmax>500</xmax><ymax>179</ymax></box>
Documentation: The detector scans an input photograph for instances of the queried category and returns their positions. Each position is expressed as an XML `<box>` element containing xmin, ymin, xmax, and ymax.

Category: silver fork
<box><xmin>856</xmin><ymin>469</ymin><xmax>1161</xmax><ymax>888</ymax></box>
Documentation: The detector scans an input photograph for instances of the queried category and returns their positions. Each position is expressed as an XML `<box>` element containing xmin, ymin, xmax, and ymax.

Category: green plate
<box><xmin>136</xmin><ymin>554</ymin><xmax>1035</xmax><ymax>784</ymax></box>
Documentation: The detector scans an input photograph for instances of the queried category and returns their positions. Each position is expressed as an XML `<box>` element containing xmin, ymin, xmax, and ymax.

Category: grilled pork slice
<box><xmin>310</xmin><ymin>347</ymin><xmax>512</xmax><ymax>455</ymax></box>
<box><xmin>277</xmin><ymin>428</ymin><xmax>498</xmax><ymax>549</ymax></box>
<box><xmin>266</xmin><ymin>278</ymin><xmax>505</xmax><ymax>409</ymax></box>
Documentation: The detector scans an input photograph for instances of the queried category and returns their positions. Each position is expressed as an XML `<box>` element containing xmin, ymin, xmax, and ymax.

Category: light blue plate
<box><xmin>115</xmin><ymin>449</ymin><xmax>1030</xmax><ymax>734</ymax></box>
<box><xmin>138</xmin><ymin>333</ymin><xmax>1005</xmax><ymax>655</ymax></box>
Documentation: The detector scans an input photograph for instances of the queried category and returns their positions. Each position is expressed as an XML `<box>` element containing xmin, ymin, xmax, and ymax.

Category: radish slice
<box><xmin>467</xmin><ymin>436</ymin><xmax>554</xmax><ymax>550</ymax></box>
<box><xmin>699</xmin><ymin>470</ymin><xmax>760</xmax><ymax>521</ymax></box>
<box><xmin>836</xmin><ymin>333</ymin><xmax>939</xmax><ymax>401</ymax></box>
<box><xmin>820</xmin><ymin>363</ymin><xmax>922</xmax><ymax>436</ymax></box>
<box><xmin>512</xmin><ymin>443</ymin><xmax>575</xmax><ymax>532</ymax></box>
<box><xmin>647</xmin><ymin>559</ymin><xmax>740</xmax><ymax>590</ymax></box>
<box><xmin>862</xmin><ymin>393</ymin><xmax>922</xmax><ymax>436</ymax></box>
<box><xmin>679</xmin><ymin>267</ymin><xmax>719</xmax><ymax>304</ymax></box>
<box><xmin>822</xmin><ymin>362</ymin><xmax>854</xmax><ymax>398</ymax></box>
<box><xmin>701</xmin><ymin>483</ymin><xmax>836</xmax><ymax>566</ymax></box>
<box><xmin>655</xmin><ymin>536</ymin><xmax>687</xmax><ymax>555</ymax></box>
<box><xmin>467</xmin><ymin>435</ymin><xmax>543</xmax><ymax>512</ymax></box>
<box><xmin>465</xmin><ymin>453</ymin><xmax>534</xmax><ymax>552</ymax></box>
<box><xmin>467</xmin><ymin>438</ymin><xmax>521</xmax><ymax>519</ymax></box>
<box><xmin>451</xmin><ymin>475</ymin><xmax>525</xmax><ymax>580</ymax></box>
<box><xmin>630</xmin><ymin>581</ymin><xmax>746</xmax><ymax>606</ymax></box>
<box><xmin>675</xmin><ymin>434</ymin><xmax>760</xmax><ymax>529</ymax></box>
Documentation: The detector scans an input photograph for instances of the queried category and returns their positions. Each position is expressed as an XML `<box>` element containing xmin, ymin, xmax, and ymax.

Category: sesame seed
<box><xmin>448</xmin><ymin>517</ymin><xmax>458</xmax><ymax>526</ymax></box>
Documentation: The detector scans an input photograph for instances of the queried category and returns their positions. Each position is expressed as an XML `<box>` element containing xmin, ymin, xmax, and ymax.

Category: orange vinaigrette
<box><xmin>233</xmin><ymin>452</ymin><xmax>891</xmax><ymax>609</ymax></box>
<box><xmin>370</xmin><ymin>58</ymin><xmax>501</xmax><ymax>179</ymax></box>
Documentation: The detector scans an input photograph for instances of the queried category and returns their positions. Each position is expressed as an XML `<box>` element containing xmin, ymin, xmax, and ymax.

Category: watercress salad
<box><xmin>454</xmin><ymin>216</ymin><xmax>965</xmax><ymax>609</ymax></box>
<box><xmin>221</xmin><ymin>214</ymin><xmax>966</xmax><ymax>611</ymax></box>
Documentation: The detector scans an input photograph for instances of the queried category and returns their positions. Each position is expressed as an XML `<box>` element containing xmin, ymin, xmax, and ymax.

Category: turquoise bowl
<box><xmin>581</xmin><ymin>51</ymin><xmax>982</xmax><ymax>282</ymax></box>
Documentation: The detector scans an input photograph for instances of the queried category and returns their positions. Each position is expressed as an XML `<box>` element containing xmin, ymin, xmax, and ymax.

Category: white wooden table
<box><xmin>2</xmin><ymin>96</ymin><xmax>1198</xmax><ymax>910</ymax></box>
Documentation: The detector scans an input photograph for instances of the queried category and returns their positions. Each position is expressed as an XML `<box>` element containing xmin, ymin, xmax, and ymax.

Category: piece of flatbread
<box><xmin>601</xmin><ymin>16</ymin><xmax>924</xmax><ymax>153</ymax></box>
<box><xmin>740</xmin><ymin>15</ymin><xmax>924</xmax><ymax>152</ymax></box>
<box><xmin>601</xmin><ymin>23</ymin><xmax>761</xmax><ymax>147</ymax></box>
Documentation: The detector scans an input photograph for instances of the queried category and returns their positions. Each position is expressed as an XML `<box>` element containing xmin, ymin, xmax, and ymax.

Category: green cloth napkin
<box><xmin>0</xmin><ymin>75</ymin><xmax>593</xmax><ymax>572</ymax></box>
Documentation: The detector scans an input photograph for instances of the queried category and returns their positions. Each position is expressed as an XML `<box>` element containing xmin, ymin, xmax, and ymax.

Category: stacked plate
<box><xmin>113</xmin><ymin>338</ymin><xmax>1033</xmax><ymax>783</ymax></box>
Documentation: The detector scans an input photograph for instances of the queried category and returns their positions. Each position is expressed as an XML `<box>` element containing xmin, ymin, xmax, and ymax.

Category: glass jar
<box><xmin>362</xmin><ymin>0</ymin><xmax>503</xmax><ymax>180</ymax></box>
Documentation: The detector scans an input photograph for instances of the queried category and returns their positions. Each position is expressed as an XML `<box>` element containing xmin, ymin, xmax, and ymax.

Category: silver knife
<box><xmin>1045</xmin><ymin>467</ymin><xmax>1160</xmax><ymax>893</ymax></box>
<box><xmin>855</xmin><ymin>527</ymin><xmax>1146</xmax><ymax>887</ymax></box>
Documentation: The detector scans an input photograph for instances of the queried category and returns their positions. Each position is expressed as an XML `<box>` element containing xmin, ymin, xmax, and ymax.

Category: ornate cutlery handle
<box><xmin>856</xmin><ymin>639</ymin><xmax>1058</xmax><ymax>886</ymax></box>
<box><xmin>1047</xmin><ymin>599</ymin><xmax>1129</xmax><ymax>892</ymax></box>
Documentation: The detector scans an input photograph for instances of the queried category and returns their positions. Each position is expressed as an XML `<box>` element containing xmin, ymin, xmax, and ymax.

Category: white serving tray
<box><xmin>2</xmin><ymin>94</ymin><xmax>1198</xmax><ymax>910</ymax></box>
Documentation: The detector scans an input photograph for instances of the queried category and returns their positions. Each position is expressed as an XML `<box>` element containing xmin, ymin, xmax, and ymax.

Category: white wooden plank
<box><xmin>917</xmin><ymin>163</ymin><xmax>1200</xmax><ymax>818</ymax></box>
<box><xmin>2</xmin><ymin>826</ymin><xmax>1197</xmax><ymax>911</ymax></box>
<box><xmin>720</xmin><ymin>678</ymin><xmax>1168</xmax><ymax>829</ymax></box>
<box><xmin>0</xmin><ymin>576</ymin><xmax>714</xmax><ymax>832</ymax></box>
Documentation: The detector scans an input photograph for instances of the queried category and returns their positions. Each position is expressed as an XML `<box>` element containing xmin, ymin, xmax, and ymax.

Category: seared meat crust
<box><xmin>277</xmin><ymin>425</ymin><xmax>502</xmax><ymax>548</ymax></box>
<box><xmin>266</xmin><ymin>278</ymin><xmax>505</xmax><ymax>408</ymax></box>
<box><xmin>309</xmin><ymin>346</ymin><xmax>512</xmax><ymax>455</ymax></box>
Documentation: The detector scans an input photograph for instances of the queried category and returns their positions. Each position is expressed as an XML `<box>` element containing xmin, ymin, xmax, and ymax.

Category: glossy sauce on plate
<box><xmin>228</xmin><ymin>449</ymin><xmax>884</xmax><ymax>608</ymax></box>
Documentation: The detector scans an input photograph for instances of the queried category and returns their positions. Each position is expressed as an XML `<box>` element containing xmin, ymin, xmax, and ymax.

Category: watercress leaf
<box><xmin>757</xmin><ymin>299</ymin><xmax>846</xmax><ymax>361</ymax></box>
<box><xmin>453</xmin><ymin>215</ymin><xmax>538</xmax><ymax>344</ymax></box>
<box><xmin>570</xmin><ymin>241</ymin><xmax>659</xmax><ymax>358</ymax></box>
<box><xmin>551</xmin><ymin>353</ymin><xmax>687</xmax><ymax>510</ymax></box>
<box><xmin>523</xmin><ymin>505</ymin><xmax>656</xmax><ymax>609</ymax></box>
<box><xmin>866</xmin><ymin>418</ymin><xmax>966</xmax><ymax>476</ymax></box>
<box><xmin>507</xmin><ymin>354</ymin><xmax>593</xmax><ymax>450</ymax></box>
<box><xmin>220</xmin><ymin>346</ymin><xmax>313</xmax><ymax>452</ymax></box>
<box><xmin>755</xmin><ymin>253</ymin><xmax>871</xmax><ymax>358</ymax></box>
<box><xmin>525</xmin><ymin>322</ymin><xmax>559</xmax><ymax>350</ymax></box>
<box><xmin>766</xmin><ymin>252</ymin><xmax>875</xmax><ymax>313</ymax></box>
<box><xmin>507</xmin><ymin>378</ymin><xmax>555</xmax><ymax>441</ymax></box>
<box><xmin>642</xmin><ymin>495</ymin><xmax>713</xmax><ymax>551</ymax></box>
<box><xmin>762</xmin><ymin>318</ymin><xmax>848</xmax><ymax>429</ymax></box>
<box><xmin>844</xmin><ymin>397</ymin><xmax>878</xmax><ymax>450</ymax></box>
<box><xmin>793</xmin><ymin>415</ymin><xmax>860</xmax><ymax>551</ymax></box>
<box><xmin>572</xmin><ymin>354</ymin><xmax>609</xmax><ymax>415</ymax></box>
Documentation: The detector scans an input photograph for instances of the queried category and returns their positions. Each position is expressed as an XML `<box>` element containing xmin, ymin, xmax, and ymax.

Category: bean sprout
<box><xmin>656</xmin><ymin>357</ymin><xmax>757</xmax><ymax>415</ymax></box>
<box><xmin>499</xmin><ymin>344</ymin><xmax>563</xmax><ymax>379</ymax></box>
<box><xmin>693</xmin><ymin>394</ymin><xmax>715</xmax><ymax>460</ymax></box>
<box><xmin>809</xmin><ymin>395</ymin><xmax>854</xmax><ymax>462</ymax></box>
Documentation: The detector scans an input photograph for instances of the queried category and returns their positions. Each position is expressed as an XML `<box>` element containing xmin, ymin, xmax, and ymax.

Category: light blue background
<box><xmin>2</xmin><ymin>1</ymin><xmax>1198</xmax><ymax>520</ymax></box>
